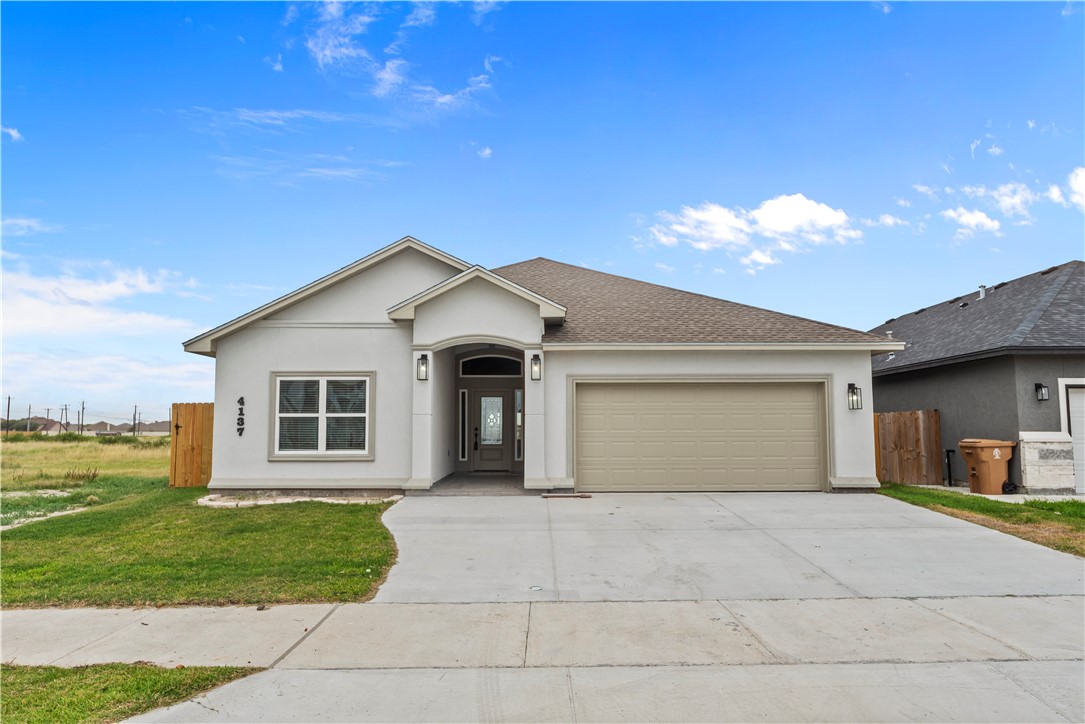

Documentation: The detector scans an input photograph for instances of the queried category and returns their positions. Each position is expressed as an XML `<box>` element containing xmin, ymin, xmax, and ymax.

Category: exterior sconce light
<box><xmin>530</xmin><ymin>354</ymin><xmax>542</xmax><ymax>381</ymax></box>
<box><xmin>1035</xmin><ymin>383</ymin><xmax>1049</xmax><ymax>401</ymax></box>
<box><xmin>416</xmin><ymin>354</ymin><xmax>429</xmax><ymax>381</ymax></box>
<box><xmin>847</xmin><ymin>383</ymin><xmax>862</xmax><ymax>411</ymax></box>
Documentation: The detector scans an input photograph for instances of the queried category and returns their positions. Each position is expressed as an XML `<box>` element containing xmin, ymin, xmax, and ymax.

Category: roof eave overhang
<box><xmin>542</xmin><ymin>341</ymin><xmax>906</xmax><ymax>352</ymax></box>
<box><xmin>182</xmin><ymin>237</ymin><xmax>470</xmax><ymax>357</ymax></box>
<box><xmin>387</xmin><ymin>266</ymin><xmax>567</xmax><ymax>323</ymax></box>
<box><xmin>872</xmin><ymin>345</ymin><xmax>1085</xmax><ymax>377</ymax></box>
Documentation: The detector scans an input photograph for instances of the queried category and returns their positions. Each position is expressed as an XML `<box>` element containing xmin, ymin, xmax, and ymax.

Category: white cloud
<box><xmin>1</xmin><ymin>126</ymin><xmax>24</xmax><ymax>142</ymax></box>
<box><xmin>2</xmin><ymin>351</ymin><xmax>214</xmax><ymax>403</ymax></box>
<box><xmin>652</xmin><ymin>202</ymin><xmax>750</xmax><ymax>251</ymax></box>
<box><xmin>238</xmin><ymin>35</ymin><xmax>246</xmax><ymax>44</ymax></box>
<box><xmin>411</xmin><ymin>72</ymin><xmax>491</xmax><ymax>109</ymax></box>
<box><xmin>912</xmin><ymin>184</ymin><xmax>938</xmax><ymax>200</ymax></box>
<box><xmin>470</xmin><ymin>1</ymin><xmax>503</xmax><ymax>25</ymax></box>
<box><xmin>646</xmin><ymin>193</ymin><xmax>860</xmax><ymax>271</ymax></box>
<box><xmin>940</xmin><ymin>207</ymin><xmax>1001</xmax><ymax>239</ymax></box>
<box><xmin>1027</xmin><ymin>119</ymin><xmax>1036</xmax><ymax>130</ymax></box>
<box><xmin>483</xmin><ymin>54</ymin><xmax>502</xmax><ymax>73</ymax></box>
<box><xmin>477</xmin><ymin>146</ymin><xmax>492</xmax><ymax>159</ymax></box>
<box><xmin>304</xmin><ymin>3</ymin><xmax>376</xmax><ymax>69</ymax></box>
<box><xmin>373</xmin><ymin>59</ymin><xmax>408</xmax><ymax>97</ymax></box>
<box><xmin>711</xmin><ymin>267</ymin><xmax>726</xmax><ymax>274</ymax></box>
<box><xmin>654</xmin><ymin>262</ymin><xmax>675</xmax><ymax>273</ymax></box>
<box><xmin>264</xmin><ymin>53</ymin><xmax>284</xmax><ymax>72</ymax></box>
<box><xmin>1</xmin><ymin>263</ymin><xmax>199</xmax><ymax>337</ymax></box>
<box><xmin>970</xmin><ymin>139</ymin><xmax>981</xmax><ymax>159</ymax></box>
<box><xmin>987</xmin><ymin>144</ymin><xmax>1004</xmax><ymax>156</ymax></box>
<box><xmin>404</xmin><ymin>3</ymin><xmax>436</xmax><ymax>28</ymax></box>
<box><xmin>874</xmin><ymin>1</ymin><xmax>892</xmax><ymax>13</ymax></box>
<box><xmin>1069</xmin><ymin>167</ymin><xmax>1085</xmax><ymax>211</ymax></box>
<box><xmin>895</xmin><ymin>198</ymin><xmax>911</xmax><ymax>208</ymax></box>
<box><xmin>748</xmin><ymin>193</ymin><xmax>854</xmax><ymax>243</ymax></box>
<box><xmin>3</xmin><ymin>217</ymin><xmax>61</xmax><ymax>236</ymax></box>
<box><xmin>989</xmin><ymin>182</ymin><xmax>1037</xmax><ymax>217</ymax></box>
<box><xmin>861</xmin><ymin>214</ymin><xmax>909</xmax><ymax>227</ymax></box>
<box><xmin>1046</xmin><ymin>184</ymin><xmax>1066</xmax><ymax>205</ymax></box>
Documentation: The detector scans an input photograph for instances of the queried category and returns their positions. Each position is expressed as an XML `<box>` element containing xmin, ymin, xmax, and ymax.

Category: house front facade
<box><xmin>184</xmin><ymin>237</ymin><xmax>901</xmax><ymax>494</ymax></box>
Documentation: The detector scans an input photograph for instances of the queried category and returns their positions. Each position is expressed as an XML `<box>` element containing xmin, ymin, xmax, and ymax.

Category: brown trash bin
<box><xmin>959</xmin><ymin>439</ymin><xmax>1017</xmax><ymax>495</ymax></box>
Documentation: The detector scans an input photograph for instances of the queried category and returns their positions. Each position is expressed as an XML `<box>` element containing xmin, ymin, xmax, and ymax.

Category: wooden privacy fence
<box><xmin>873</xmin><ymin>409</ymin><xmax>943</xmax><ymax>485</ymax></box>
<box><xmin>170</xmin><ymin>403</ymin><xmax>214</xmax><ymax>488</ymax></box>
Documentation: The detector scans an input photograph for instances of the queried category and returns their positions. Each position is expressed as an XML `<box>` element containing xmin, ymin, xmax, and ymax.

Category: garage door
<box><xmin>575</xmin><ymin>382</ymin><xmax>826</xmax><ymax>492</ymax></box>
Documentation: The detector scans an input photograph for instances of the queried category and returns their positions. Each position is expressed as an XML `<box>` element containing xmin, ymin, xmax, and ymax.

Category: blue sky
<box><xmin>2</xmin><ymin>1</ymin><xmax>1083</xmax><ymax>424</ymax></box>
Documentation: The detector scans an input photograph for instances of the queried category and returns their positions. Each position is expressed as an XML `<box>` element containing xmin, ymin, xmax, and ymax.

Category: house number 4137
<box><xmin>236</xmin><ymin>397</ymin><xmax>245</xmax><ymax>437</ymax></box>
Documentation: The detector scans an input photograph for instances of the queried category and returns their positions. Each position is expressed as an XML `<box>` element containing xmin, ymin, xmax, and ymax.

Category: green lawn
<box><xmin>2</xmin><ymin>438</ymin><xmax>169</xmax><ymax>489</ymax></box>
<box><xmin>878</xmin><ymin>483</ymin><xmax>1085</xmax><ymax>557</ymax></box>
<box><xmin>1</xmin><ymin>480</ymin><xmax>398</xmax><ymax>607</ymax></box>
<box><xmin>1</xmin><ymin>663</ymin><xmax>255</xmax><ymax>724</ymax></box>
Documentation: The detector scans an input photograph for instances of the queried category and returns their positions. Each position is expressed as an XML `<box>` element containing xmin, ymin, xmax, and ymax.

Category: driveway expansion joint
<box><xmin>269</xmin><ymin>603</ymin><xmax>341</xmax><ymax>669</ymax></box>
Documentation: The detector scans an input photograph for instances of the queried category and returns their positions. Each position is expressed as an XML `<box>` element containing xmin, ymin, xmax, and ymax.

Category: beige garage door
<box><xmin>575</xmin><ymin>382</ymin><xmax>826</xmax><ymax>492</ymax></box>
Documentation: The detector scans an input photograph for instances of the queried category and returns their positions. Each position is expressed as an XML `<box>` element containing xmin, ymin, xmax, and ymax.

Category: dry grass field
<box><xmin>1</xmin><ymin>438</ymin><xmax>169</xmax><ymax>490</ymax></box>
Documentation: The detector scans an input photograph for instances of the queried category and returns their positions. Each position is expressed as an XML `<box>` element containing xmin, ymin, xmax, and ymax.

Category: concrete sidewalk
<box><xmin>132</xmin><ymin>661</ymin><xmax>1084</xmax><ymax>723</ymax></box>
<box><xmin>4</xmin><ymin>596</ymin><xmax>1082</xmax><ymax>669</ymax></box>
<box><xmin>5</xmin><ymin>597</ymin><xmax>1080</xmax><ymax>722</ymax></box>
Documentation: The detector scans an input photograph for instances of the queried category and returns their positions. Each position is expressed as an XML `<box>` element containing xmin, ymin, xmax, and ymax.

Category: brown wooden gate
<box><xmin>170</xmin><ymin>403</ymin><xmax>214</xmax><ymax>488</ymax></box>
<box><xmin>873</xmin><ymin>409</ymin><xmax>942</xmax><ymax>485</ymax></box>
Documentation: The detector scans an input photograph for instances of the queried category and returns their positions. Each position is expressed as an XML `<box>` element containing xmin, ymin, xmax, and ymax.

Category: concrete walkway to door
<box><xmin>374</xmin><ymin>492</ymin><xmax>1084</xmax><ymax>602</ymax></box>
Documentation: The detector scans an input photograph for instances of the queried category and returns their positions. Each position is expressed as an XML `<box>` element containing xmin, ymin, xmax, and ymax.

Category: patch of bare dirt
<box><xmin>929</xmin><ymin>504</ymin><xmax>1085</xmax><ymax>558</ymax></box>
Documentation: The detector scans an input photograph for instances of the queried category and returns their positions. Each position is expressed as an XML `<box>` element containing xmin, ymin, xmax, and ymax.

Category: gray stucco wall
<box><xmin>1013</xmin><ymin>353</ymin><xmax>1085</xmax><ymax>432</ymax></box>
<box><xmin>872</xmin><ymin>356</ymin><xmax>1020</xmax><ymax>485</ymax></box>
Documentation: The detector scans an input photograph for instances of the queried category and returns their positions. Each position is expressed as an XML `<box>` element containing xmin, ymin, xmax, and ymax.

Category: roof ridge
<box><xmin>496</xmin><ymin>257</ymin><xmax>887</xmax><ymax>342</ymax></box>
<box><xmin>1003</xmin><ymin>262</ymin><xmax>1079</xmax><ymax>347</ymax></box>
<box><xmin>883</xmin><ymin>259</ymin><xmax>1084</xmax><ymax>320</ymax></box>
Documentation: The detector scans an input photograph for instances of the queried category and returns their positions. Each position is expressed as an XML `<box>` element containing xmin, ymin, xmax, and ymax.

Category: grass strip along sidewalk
<box><xmin>878</xmin><ymin>482</ymin><xmax>1085</xmax><ymax>557</ymax></box>
<box><xmin>1</xmin><ymin>663</ymin><xmax>256</xmax><ymax>724</ymax></box>
<box><xmin>1</xmin><ymin>480</ymin><xmax>397</xmax><ymax>608</ymax></box>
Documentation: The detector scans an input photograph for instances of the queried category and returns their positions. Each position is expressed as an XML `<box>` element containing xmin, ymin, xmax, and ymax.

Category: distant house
<box><xmin>84</xmin><ymin>421</ymin><xmax>127</xmax><ymax>436</ymax></box>
<box><xmin>868</xmin><ymin>261</ymin><xmax>1084</xmax><ymax>494</ymax></box>
<box><xmin>126</xmin><ymin>420</ymin><xmax>171</xmax><ymax>437</ymax></box>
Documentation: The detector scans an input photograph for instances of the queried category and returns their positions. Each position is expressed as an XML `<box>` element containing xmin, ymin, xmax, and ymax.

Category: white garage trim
<box><xmin>569</xmin><ymin>376</ymin><xmax>833</xmax><ymax>492</ymax></box>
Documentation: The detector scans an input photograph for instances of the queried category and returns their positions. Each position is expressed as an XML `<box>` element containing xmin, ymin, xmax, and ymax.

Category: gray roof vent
<box><xmin>979</xmin><ymin>284</ymin><xmax>987</xmax><ymax>300</ymax></box>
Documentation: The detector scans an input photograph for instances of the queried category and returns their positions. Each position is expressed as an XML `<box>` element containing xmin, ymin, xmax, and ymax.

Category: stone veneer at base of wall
<box><xmin>1019</xmin><ymin>439</ymin><xmax>1076</xmax><ymax>493</ymax></box>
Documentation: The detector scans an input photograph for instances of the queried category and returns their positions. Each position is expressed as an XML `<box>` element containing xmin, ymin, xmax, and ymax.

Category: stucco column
<box><xmin>406</xmin><ymin>349</ymin><xmax>435</xmax><ymax>489</ymax></box>
<box><xmin>523</xmin><ymin>348</ymin><xmax>550</xmax><ymax>489</ymax></box>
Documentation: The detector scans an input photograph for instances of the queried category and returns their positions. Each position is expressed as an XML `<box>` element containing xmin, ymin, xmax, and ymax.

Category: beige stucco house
<box><xmin>183</xmin><ymin>237</ymin><xmax>902</xmax><ymax>493</ymax></box>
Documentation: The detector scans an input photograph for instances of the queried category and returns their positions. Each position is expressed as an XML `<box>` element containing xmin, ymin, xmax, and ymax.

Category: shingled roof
<box><xmin>868</xmin><ymin>260</ymin><xmax>1085</xmax><ymax>376</ymax></box>
<box><xmin>492</xmin><ymin>257</ymin><xmax>890</xmax><ymax>345</ymax></box>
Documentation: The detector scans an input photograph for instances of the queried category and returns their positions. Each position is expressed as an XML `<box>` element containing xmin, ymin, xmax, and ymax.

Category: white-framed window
<box><xmin>275</xmin><ymin>376</ymin><xmax>369</xmax><ymax>455</ymax></box>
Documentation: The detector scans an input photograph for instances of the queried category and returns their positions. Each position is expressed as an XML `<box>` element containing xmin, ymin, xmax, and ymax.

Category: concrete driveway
<box><xmin>8</xmin><ymin>491</ymin><xmax>1080</xmax><ymax>722</ymax></box>
<box><xmin>374</xmin><ymin>492</ymin><xmax>1083</xmax><ymax>602</ymax></box>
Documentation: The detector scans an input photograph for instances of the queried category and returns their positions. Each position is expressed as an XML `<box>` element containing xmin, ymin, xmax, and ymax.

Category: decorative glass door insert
<box><xmin>480</xmin><ymin>396</ymin><xmax>503</xmax><ymax>445</ymax></box>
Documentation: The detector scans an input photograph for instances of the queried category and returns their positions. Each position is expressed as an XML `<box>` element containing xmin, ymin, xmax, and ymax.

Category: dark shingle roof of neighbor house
<box><xmin>867</xmin><ymin>260</ymin><xmax>1085</xmax><ymax>376</ymax></box>
<box><xmin>492</xmin><ymin>257</ymin><xmax>889</xmax><ymax>345</ymax></box>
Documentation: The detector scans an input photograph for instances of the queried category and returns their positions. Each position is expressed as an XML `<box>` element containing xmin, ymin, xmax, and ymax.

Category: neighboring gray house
<box><xmin>869</xmin><ymin>261</ymin><xmax>1085</xmax><ymax>493</ymax></box>
<box><xmin>184</xmin><ymin>237</ymin><xmax>901</xmax><ymax>494</ymax></box>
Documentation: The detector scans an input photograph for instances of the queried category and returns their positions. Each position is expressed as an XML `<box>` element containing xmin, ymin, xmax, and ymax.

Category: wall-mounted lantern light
<box><xmin>847</xmin><ymin>383</ymin><xmax>863</xmax><ymax>410</ymax></box>
<box><xmin>1035</xmin><ymin>383</ymin><xmax>1050</xmax><ymax>401</ymax></box>
<box><xmin>530</xmin><ymin>354</ymin><xmax>542</xmax><ymax>381</ymax></box>
<box><xmin>416</xmin><ymin>354</ymin><xmax>429</xmax><ymax>381</ymax></box>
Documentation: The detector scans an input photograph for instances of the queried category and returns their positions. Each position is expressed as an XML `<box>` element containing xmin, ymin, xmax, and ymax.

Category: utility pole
<box><xmin>137</xmin><ymin>411</ymin><xmax>142</xmax><ymax>437</ymax></box>
<box><xmin>132</xmin><ymin>406</ymin><xmax>138</xmax><ymax>436</ymax></box>
<box><xmin>5</xmin><ymin>396</ymin><xmax>10</xmax><ymax>433</ymax></box>
<box><xmin>80</xmin><ymin>401</ymin><xmax>85</xmax><ymax>435</ymax></box>
<box><xmin>61</xmin><ymin>404</ymin><xmax>69</xmax><ymax>432</ymax></box>
<box><xmin>26</xmin><ymin>404</ymin><xmax>32</xmax><ymax>432</ymax></box>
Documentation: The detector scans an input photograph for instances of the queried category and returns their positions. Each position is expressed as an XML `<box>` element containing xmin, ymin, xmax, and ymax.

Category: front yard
<box><xmin>1</xmin><ymin>438</ymin><xmax>398</xmax><ymax>608</ymax></box>
<box><xmin>878</xmin><ymin>483</ymin><xmax>1085</xmax><ymax>557</ymax></box>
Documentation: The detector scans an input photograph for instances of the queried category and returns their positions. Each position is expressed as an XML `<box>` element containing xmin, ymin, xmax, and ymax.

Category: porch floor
<box><xmin>406</xmin><ymin>472</ymin><xmax>537</xmax><ymax>497</ymax></box>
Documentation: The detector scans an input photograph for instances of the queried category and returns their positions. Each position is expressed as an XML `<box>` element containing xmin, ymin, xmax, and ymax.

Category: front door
<box><xmin>472</xmin><ymin>390</ymin><xmax>511</xmax><ymax>471</ymax></box>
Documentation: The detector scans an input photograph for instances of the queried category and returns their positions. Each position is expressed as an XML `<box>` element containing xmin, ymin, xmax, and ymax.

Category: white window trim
<box><xmin>269</xmin><ymin>372</ymin><xmax>375</xmax><ymax>461</ymax></box>
<box><xmin>1058</xmin><ymin>377</ymin><xmax>1085</xmax><ymax>436</ymax></box>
